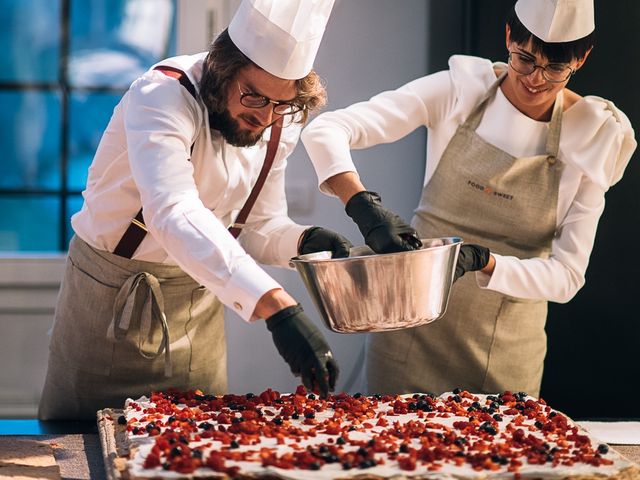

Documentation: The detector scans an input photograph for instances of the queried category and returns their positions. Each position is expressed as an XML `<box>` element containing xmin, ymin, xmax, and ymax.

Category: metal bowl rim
<box><xmin>290</xmin><ymin>236</ymin><xmax>462</xmax><ymax>264</ymax></box>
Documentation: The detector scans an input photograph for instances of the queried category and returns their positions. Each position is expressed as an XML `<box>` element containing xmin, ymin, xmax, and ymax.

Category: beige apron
<box><xmin>367</xmin><ymin>72</ymin><xmax>563</xmax><ymax>398</ymax></box>
<box><xmin>38</xmin><ymin>235</ymin><xmax>227</xmax><ymax>420</ymax></box>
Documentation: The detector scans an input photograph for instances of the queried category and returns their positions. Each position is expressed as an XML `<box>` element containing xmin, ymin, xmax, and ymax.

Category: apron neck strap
<box><xmin>463</xmin><ymin>70</ymin><xmax>564</xmax><ymax>160</ymax></box>
<box><xmin>463</xmin><ymin>70</ymin><xmax>508</xmax><ymax>131</ymax></box>
<box><xmin>545</xmin><ymin>91</ymin><xmax>563</xmax><ymax>159</ymax></box>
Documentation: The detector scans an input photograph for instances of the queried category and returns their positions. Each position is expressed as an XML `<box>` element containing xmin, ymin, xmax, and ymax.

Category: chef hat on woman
<box><xmin>228</xmin><ymin>0</ymin><xmax>335</xmax><ymax>80</ymax></box>
<box><xmin>515</xmin><ymin>0</ymin><xmax>594</xmax><ymax>42</ymax></box>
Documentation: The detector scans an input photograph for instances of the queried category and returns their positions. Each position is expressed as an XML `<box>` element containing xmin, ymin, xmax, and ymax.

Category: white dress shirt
<box><xmin>73</xmin><ymin>53</ymin><xmax>310</xmax><ymax>321</ymax></box>
<box><xmin>302</xmin><ymin>55</ymin><xmax>636</xmax><ymax>303</ymax></box>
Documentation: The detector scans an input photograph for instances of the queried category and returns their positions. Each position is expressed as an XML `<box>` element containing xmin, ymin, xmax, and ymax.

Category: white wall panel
<box><xmin>0</xmin><ymin>256</ymin><xmax>65</xmax><ymax>417</ymax></box>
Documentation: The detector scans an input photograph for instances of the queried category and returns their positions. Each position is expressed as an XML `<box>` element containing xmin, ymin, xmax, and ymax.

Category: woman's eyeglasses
<box><xmin>508</xmin><ymin>52</ymin><xmax>575</xmax><ymax>83</ymax></box>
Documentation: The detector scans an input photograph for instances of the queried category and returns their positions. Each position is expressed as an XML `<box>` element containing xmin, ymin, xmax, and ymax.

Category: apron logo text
<box><xmin>467</xmin><ymin>180</ymin><xmax>513</xmax><ymax>200</ymax></box>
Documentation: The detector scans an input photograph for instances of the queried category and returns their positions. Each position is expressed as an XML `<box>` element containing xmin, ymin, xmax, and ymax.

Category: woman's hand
<box><xmin>454</xmin><ymin>244</ymin><xmax>491</xmax><ymax>281</ymax></box>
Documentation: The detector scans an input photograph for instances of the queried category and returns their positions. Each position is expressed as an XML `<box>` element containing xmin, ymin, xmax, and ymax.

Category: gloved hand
<box><xmin>299</xmin><ymin>226</ymin><xmax>352</xmax><ymax>259</ymax></box>
<box><xmin>266</xmin><ymin>304</ymin><xmax>339</xmax><ymax>398</ymax></box>
<box><xmin>454</xmin><ymin>244</ymin><xmax>491</xmax><ymax>282</ymax></box>
<box><xmin>345</xmin><ymin>191</ymin><xmax>422</xmax><ymax>253</ymax></box>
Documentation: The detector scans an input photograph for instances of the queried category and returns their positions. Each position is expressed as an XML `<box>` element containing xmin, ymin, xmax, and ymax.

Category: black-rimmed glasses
<box><xmin>237</xmin><ymin>82</ymin><xmax>304</xmax><ymax>115</ymax></box>
<box><xmin>508</xmin><ymin>52</ymin><xmax>575</xmax><ymax>83</ymax></box>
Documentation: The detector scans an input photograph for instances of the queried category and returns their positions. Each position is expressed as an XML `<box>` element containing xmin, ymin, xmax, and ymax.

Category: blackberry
<box><xmin>480</xmin><ymin>422</ymin><xmax>497</xmax><ymax>435</ymax></box>
<box><xmin>117</xmin><ymin>415</ymin><xmax>127</xmax><ymax>425</ymax></box>
<box><xmin>359</xmin><ymin>459</ymin><xmax>376</xmax><ymax>469</ymax></box>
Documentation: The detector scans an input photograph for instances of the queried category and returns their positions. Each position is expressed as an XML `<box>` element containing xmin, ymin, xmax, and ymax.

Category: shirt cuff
<box><xmin>475</xmin><ymin>252</ymin><xmax>508</xmax><ymax>291</ymax></box>
<box><xmin>280</xmin><ymin>223</ymin><xmax>311</xmax><ymax>267</ymax></box>
<box><xmin>475</xmin><ymin>253</ymin><xmax>503</xmax><ymax>289</ymax></box>
<box><xmin>215</xmin><ymin>257</ymin><xmax>283</xmax><ymax>322</ymax></box>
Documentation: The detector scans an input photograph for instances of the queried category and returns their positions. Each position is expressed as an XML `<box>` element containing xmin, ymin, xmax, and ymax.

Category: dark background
<box><xmin>427</xmin><ymin>0</ymin><xmax>640</xmax><ymax>419</ymax></box>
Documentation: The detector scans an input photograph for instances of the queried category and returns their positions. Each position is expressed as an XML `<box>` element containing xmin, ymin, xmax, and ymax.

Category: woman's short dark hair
<box><xmin>199</xmin><ymin>29</ymin><xmax>327</xmax><ymax>124</ymax></box>
<box><xmin>506</xmin><ymin>6</ymin><xmax>594</xmax><ymax>63</ymax></box>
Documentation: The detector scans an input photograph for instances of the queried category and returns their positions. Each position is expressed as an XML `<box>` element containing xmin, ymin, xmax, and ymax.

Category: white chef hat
<box><xmin>515</xmin><ymin>0</ymin><xmax>595</xmax><ymax>43</ymax></box>
<box><xmin>228</xmin><ymin>0</ymin><xmax>335</xmax><ymax>80</ymax></box>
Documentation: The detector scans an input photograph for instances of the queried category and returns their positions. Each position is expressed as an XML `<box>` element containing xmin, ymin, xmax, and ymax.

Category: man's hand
<box><xmin>299</xmin><ymin>226</ymin><xmax>352</xmax><ymax>258</ymax></box>
<box><xmin>265</xmin><ymin>304</ymin><xmax>339</xmax><ymax>397</ymax></box>
<box><xmin>345</xmin><ymin>191</ymin><xmax>422</xmax><ymax>253</ymax></box>
<box><xmin>455</xmin><ymin>244</ymin><xmax>491</xmax><ymax>282</ymax></box>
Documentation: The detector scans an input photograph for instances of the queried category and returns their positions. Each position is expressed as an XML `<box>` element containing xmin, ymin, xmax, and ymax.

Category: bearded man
<box><xmin>39</xmin><ymin>0</ymin><xmax>346</xmax><ymax>420</ymax></box>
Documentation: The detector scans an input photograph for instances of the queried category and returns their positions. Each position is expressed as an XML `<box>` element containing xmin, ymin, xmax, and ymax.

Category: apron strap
<box><xmin>463</xmin><ymin>69</ymin><xmax>564</xmax><ymax>163</ymax></box>
<box><xmin>463</xmin><ymin>70</ymin><xmax>508</xmax><ymax>131</ymax></box>
<box><xmin>545</xmin><ymin>91</ymin><xmax>563</xmax><ymax>162</ymax></box>
<box><xmin>108</xmin><ymin>272</ymin><xmax>172</xmax><ymax>377</ymax></box>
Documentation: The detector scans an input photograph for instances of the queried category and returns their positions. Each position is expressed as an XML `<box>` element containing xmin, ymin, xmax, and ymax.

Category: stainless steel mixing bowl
<box><xmin>290</xmin><ymin>237</ymin><xmax>462</xmax><ymax>333</ymax></box>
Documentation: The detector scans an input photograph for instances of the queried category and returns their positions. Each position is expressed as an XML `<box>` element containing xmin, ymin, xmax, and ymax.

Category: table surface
<box><xmin>1</xmin><ymin>421</ymin><xmax>638</xmax><ymax>480</ymax></box>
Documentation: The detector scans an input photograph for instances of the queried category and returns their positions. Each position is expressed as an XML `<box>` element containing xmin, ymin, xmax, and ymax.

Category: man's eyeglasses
<box><xmin>237</xmin><ymin>82</ymin><xmax>304</xmax><ymax>116</ymax></box>
<box><xmin>508</xmin><ymin>52</ymin><xmax>575</xmax><ymax>83</ymax></box>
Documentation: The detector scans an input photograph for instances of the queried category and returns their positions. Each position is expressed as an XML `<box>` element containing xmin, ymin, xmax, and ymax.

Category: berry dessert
<box><xmin>97</xmin><ymin>387</ymin><xmax>639</xmax><ymax>479</ymax></box>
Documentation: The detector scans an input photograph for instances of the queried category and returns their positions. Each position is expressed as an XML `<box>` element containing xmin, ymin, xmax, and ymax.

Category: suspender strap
<box><xmin>228</xmin><ymin>117</ymin><xmax>282</xmax><ymax>238</ymax></box>
<box><xmin>113</xmin><ymin>208</ymin><xmax>148</xmax><ymax>259</ymax></box>
<box><xmin>113</xmin><ymin>65</ymin><xmax>282</xmax><ymax>258</ymax></box>
<box><xmin>152</xmin><ymin>65</ymin><xmax>197</xmax><ymax>98</ymax></box>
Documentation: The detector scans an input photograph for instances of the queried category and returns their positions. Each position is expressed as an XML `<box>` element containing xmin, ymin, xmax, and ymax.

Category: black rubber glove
<box><xmin>266</xmin><ymin>304</ymin><xmax>339</xmax><ymax>398</ymax></box>
<box><xmin>345</xmin><ymin>191</ymin><xmax>422</xmax><ymax>253</ymax></box>
<box><xmin>298</xmin><ymin>226</ymin><xmax>353</xmax><ymax>259</ymax></box>
<box><xmin>454</xmin><ymin>244</ymin><xmax>491</xmax><ymax>282</ymax></box>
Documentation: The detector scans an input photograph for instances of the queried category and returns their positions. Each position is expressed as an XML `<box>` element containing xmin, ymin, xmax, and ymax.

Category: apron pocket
<box><xmin>50</xmin><ymin>257</ymin><xmax>118</xmax><ymax>376</ymax></box>
<box><xmin>186</xmin><ymin>286</ymin><xmax>226</xmax><ymax>372</ymax></box>
<box><xmin>483</xmin><ymin>297</ymin><xmax>547</xmax><ymax>394</ymax></box>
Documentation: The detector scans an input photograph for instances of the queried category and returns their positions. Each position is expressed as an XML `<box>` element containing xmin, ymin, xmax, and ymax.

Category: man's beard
<box><xmin>209</xmin><ymin>108</ymin><xmax>266</xmax><ymax>147</ymax></box>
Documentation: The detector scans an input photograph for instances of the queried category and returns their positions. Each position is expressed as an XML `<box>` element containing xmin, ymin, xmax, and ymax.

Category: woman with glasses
<box><xmin>38</xmin><ymin>0</ymin><xmax>345</xmax><ymax>420</ymax></box>
<box><xmin>302</xmin><ymin>0</ymin><xmax>635</xmax><ymax>397</ymax></box>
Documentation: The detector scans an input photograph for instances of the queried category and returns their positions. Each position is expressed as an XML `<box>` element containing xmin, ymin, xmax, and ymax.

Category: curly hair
<box><xmin>200</xmin><ymin>29</ymin><xmax>327</xmax><ymax>124</ymax></box>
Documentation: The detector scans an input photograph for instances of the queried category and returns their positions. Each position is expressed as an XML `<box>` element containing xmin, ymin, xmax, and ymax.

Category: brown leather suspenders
<box><xmin>112</xmin><ymin>66</ymin><xmax>283</xmax><ymax>259</ymax></box>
